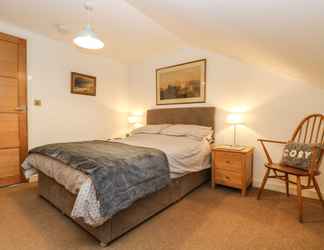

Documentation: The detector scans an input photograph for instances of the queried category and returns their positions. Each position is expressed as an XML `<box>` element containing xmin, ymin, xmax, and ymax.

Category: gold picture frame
<box><xmin>156</xmin><ymin>59</ymin><xmax>206</xmax><ymax>105</ymax></box>
<box><xmin>71</xmin><ymin>72</ymin><xmax>96</xmax><ymax>96</ymax></box>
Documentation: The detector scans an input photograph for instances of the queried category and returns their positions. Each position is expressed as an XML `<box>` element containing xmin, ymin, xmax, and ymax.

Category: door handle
<box><xmin>15</xmin><ymin>106</ymin><xmax>27</xmax><ymax>112</ymax></box>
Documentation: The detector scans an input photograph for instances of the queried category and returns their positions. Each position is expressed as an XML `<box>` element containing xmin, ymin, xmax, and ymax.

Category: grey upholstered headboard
<box><xmin>146</xmin><ymin>107</ymin><xmax>215</xmax><ymax>129</ymax></box>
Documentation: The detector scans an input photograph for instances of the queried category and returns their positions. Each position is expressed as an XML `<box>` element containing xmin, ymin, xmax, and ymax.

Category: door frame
<box><xmin>0</xmin><ymin>32</ymin><xmax>28</xmax><ymax>185</ymax></box>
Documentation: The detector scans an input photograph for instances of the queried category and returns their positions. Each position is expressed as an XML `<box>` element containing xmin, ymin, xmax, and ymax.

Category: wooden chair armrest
<box><xmin>257</xmin><ymin>139</ymin><xmax>287</xmax><ymax>164</ymax></box>
<box><xmin>257</xmin><ymin>139</ymin><xmax>287</xmax><ymax>144</ymax></box>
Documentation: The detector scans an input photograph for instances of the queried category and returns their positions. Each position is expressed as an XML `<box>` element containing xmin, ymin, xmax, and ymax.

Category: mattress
<box><xmin>22</xmin><ymin>134</ymin><xmax>211</xmax><ymax>226</ymax></box>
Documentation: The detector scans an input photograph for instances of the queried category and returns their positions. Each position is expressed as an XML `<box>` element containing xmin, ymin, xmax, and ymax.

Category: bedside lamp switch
<box><xmin>34</xmin><ymin>99</ymin><xmax>42</xmax><ymax>106</ymax></box>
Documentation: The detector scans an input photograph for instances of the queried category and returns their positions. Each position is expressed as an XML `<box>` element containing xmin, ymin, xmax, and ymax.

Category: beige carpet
<box><xmin>1</xmin><ymin>183</ymin><xmax>324</xmax><ymax>250</ymax></box>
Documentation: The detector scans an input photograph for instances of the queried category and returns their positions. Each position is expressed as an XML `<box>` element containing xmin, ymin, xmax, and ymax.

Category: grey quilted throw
<box><xmin>30</xmin><ymin>140</ymin><xmax>170</xmax><ymax>217</ymax></box>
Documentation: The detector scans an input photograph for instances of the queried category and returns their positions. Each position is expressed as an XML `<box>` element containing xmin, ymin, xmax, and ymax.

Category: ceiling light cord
<box><xmin>84</xmin><ymin>1</ymin><xmax>92</xmax><ymax>27</ymax></box>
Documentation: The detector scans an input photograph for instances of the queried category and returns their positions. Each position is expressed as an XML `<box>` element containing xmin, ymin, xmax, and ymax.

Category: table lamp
<box><xmin>226</xmin><ymin>113</ymin><xmax>244</xmax><ymax>147</ymax></box>
<box><xmin>128</xmin><ymin>113</ymin><xmax>143</xmax><ymax>129</ymax></box>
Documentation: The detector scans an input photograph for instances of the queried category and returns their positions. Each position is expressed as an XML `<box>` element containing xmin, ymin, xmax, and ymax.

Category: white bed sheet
<box><xmin>116</xmin><ymin>134</ymin><xmax>211</xmax><ymax>177</ymax></box>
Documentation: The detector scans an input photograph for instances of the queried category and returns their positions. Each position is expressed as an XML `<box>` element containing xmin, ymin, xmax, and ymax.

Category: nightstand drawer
<box><xmin>213</xmin><ymin>152</ymin><xmax>242</xmax><ymax>172</ymax></box>
<box><xmin>214</xmin><ymin>169</ymin><xmax>241</xmax><ymax>188</ymax></box>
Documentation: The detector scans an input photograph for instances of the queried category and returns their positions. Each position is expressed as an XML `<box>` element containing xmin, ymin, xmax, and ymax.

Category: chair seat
<box><xmin>265</xmin><ymin>163</ymin><xmax>320</xmax><ymax>176</ymax></box>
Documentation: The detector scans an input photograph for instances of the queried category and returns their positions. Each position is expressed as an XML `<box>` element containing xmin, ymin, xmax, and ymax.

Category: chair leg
<box><xmin>257</xmin><ymin>168</ymin><xmax>270</xmax><ymax>200</ymax></box>
<box><xmin>296</xmin><ymin>176</ymin><xmax>303</xmax><ymax>223</ymax></box>
<box><xmin>285</xmin><ymin>173</ymin><xmax>289</xmax><ymax>197</ymax></box>
<box><xmin>312</xmin><ymin>176</ymin><xmax>324</xmax><ymax>208</ymax></box>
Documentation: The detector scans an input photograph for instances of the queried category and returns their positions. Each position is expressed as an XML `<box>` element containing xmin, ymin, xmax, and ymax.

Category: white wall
<box><xmin>0</xmin><ymin>21</ymin><xmax>129</xmax><ymax>148</ymax></box>
<box><xmin>2</xmin><ymin>20</ymin><xmax>324</xmax><ymax>198</ymax></box>
<box><xmin>128</xmin><ymin>47</ymin><xmax>324</xmax><ymax>198</ymax></box>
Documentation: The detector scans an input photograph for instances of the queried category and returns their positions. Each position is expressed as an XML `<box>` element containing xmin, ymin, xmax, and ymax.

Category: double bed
<box><xmin>22</xmin><ymin>107</ymin><xmax>215</xmax><ymax>247</ymax></box>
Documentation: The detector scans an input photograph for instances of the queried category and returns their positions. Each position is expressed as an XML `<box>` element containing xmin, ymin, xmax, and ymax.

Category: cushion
<box><xmin>160</xmin><ymin>124</ymin><xmax>213</xmax><ymax>141</ymax></box>
<box><xmin>131</xmin><ymin>124</ymin><xmax>171</xmax><ymax>135</ymax></box>
<box><xmin>281</xmin><ymin>142</ymin><xmax>322</xmax><ymax>170</ymax></box>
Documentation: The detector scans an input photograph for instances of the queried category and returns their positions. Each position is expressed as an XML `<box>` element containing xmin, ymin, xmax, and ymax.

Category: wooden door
<box><xmin>0</xmin><ymin>32</ymin><xmax>27</xmax><ymax>186</ymax></box>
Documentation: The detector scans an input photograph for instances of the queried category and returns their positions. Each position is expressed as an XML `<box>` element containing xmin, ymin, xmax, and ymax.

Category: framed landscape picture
<box><xmin>156</xmin><ymin>59</ymin><xmax>206</xmax><ymax>105</ymax></box>
<box><xmin>71</xmin><ymin>72</ymin><xmax>96</xmax><ymax>96</ymax></box>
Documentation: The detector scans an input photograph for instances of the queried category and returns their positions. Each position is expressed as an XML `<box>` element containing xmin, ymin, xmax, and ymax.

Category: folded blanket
<box><xmin>28</xmin><ymin>140</ymin><xmax>170</xmax><ymax>218</ymax></box>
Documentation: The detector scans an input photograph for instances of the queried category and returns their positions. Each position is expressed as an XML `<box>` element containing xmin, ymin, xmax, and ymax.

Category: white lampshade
<box><xmin>128</xmin><ymin>115</ymin><xmax>141</xmax><ymax>124</ymax></box>
<box><xmin>226</xmin><ymin>113</ymin><xmax>244</xmax><ymax>125</ymax></box>
<box><xmin>128</xmin><ymin>114</ymin><xmax>143</xmax><ymax>129</ymax></box>
<box><xmin>73</xmin><ymin>24</ymin><xmax>104</xmax><ymax>50</ymax></box>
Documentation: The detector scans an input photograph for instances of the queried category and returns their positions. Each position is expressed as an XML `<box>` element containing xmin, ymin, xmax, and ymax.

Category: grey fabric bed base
<box><xmin>38</xmin><ymin>169</ymin><xmax>210</xmax><ymax>247</ymax></box>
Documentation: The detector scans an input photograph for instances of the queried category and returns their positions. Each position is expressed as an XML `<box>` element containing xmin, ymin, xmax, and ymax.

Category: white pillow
<box><xmin>160</xmin><ymin>124</ymin><xmax>213</xmax><ymax>141</ymax></box>
<box><xmin>131</xmin><ymin>124</ymin><xmax>171</xmax><ymax>135</ymax></box>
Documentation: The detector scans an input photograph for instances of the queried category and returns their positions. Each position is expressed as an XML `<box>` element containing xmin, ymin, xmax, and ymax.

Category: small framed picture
<box><xmin>156</xmin><ymin>59</ymin><xmax>206</xmax><ymax>105</ymax></box>
<box><xmin>71</xmin><ymin>72</ymin><xmax>96</xmax><ymax>96</ymax></box>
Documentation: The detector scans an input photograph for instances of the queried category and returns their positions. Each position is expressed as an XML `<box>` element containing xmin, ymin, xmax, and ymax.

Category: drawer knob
<box><xmin>225</xmin><ymin>176</ymin><xmax>230</xmax><ymax>179</ymax></box>
<box><xmin>226</xmin><ymin>160</ymin><xmax>231</xmax><ymax>164</ymax></box>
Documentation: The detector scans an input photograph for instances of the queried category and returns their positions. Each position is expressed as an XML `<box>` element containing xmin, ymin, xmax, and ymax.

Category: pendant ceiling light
<box><xmin>73</xmin><ymin>2</ymin><xmax>104</xmax><ymax>50</ymax></box>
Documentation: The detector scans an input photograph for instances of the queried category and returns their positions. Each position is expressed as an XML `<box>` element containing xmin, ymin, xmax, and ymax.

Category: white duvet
<box><xmin>116</xmin><ymin>134</ymin><xmax>211</xmax><ymax>177</ymax></box>
<box><xmin>22</xmin><ymin>134</ymin><xmax>211</xmax><ymax>226</ymax></box>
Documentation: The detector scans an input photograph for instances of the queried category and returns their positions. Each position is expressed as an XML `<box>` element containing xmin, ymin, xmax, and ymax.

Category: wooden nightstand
<box><xmin>211</xmin><ymin>145</ymin><xmax>254</xmax><ymax>196</ymax></box>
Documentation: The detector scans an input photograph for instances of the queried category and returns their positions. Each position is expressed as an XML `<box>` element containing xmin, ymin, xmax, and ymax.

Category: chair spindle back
<box><xmin>291</xmin><ymin>114</ymin><xmax>324</xmax><ymax>144</ymax></box>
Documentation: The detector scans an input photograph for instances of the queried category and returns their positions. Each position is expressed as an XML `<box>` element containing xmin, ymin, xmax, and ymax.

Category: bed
<box><xmin>23</xmin><ymin>107</ymin><xmax>215</xmax><ymax>247</ymax></box>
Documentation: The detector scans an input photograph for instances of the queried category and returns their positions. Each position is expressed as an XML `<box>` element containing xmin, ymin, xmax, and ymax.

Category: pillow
<box><xmin>160</xmin><ymin>124</ymin><xmax>213</xmax><ymax>141</ymax></box>
<box><xmin>131</xmin><ymin>124</ymin><xmax>171</xmax><ymax>135</ymax></box>
<box><xmin>281</xmin><ymin>142</ymin><xmax>322</xmax><ymax>170</ymax></box>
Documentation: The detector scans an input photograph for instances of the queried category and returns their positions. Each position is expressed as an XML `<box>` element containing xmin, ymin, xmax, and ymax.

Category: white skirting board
<box><xmin>253</xmin><ymin>178</ymin><xmax>322</xmax><ymax>200</ymax></box>
<box><xmin>29</xmin><ymin>175</ymin><xmax>321</xmax><ymax>199</ymax></box>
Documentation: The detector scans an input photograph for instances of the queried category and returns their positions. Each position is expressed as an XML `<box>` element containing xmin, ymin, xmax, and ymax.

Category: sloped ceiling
<box><xmin>126</xmin><ymin>0</ymin><xmax>324</xmax><ymax>88</ymax></box>
<box><xmin>0</xmin><ymin>0</ymin><xmax>184</xmax><ymax>63</ymax></box>
<box><xmin>0</xmin><ymin>0</ymin><xmax>324</xmax><ymax>88</ymax></box>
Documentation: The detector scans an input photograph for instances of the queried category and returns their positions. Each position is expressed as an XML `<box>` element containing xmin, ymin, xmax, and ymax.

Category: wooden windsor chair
<box><xmin>257</xmin><ymin>114</ymin><xmax>324</xmax><ymax>222</ymax></box>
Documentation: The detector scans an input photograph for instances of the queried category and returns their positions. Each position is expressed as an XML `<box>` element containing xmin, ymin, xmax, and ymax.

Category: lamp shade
<box><xmin>73</xmin><ymin>24</ymin><xmax>104</xmax><ymax>50</ymax></box>
<box><xmin>128</xmin><ymin>115</ymin><xmax>141</xmax><ymax>124</ymax></box>
<box><xmin>226</xmin><ymin>113</ymin><xmax>244</xmax><ymax>125</ymax></box>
